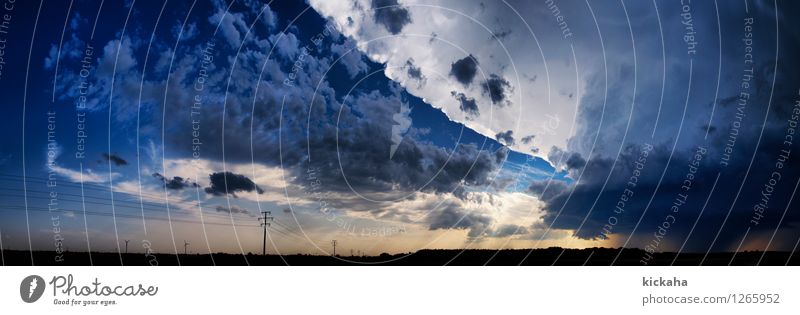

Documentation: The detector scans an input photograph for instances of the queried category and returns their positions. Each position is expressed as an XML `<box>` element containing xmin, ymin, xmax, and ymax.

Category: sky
<box><xmin>0</xmin><ymin>0</ymin><xmax>799</xmax><ymax>261</ymax></box>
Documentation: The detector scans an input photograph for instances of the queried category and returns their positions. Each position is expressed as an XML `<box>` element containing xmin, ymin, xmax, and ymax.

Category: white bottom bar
<box><xmin>0</xmin><ymin>267</ymin><xmax>796</xmax><ymax>314</ymax></box>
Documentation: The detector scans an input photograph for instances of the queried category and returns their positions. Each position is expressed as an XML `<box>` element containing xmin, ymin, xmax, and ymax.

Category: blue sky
<box><xmin>0</xmin><ymin>0</ymin><xmax>799</xmax><ymax>259</ymax></box>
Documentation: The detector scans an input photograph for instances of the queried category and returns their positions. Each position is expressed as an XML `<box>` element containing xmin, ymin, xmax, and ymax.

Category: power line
<box><xmin>0</xmin><ymin>174</ymin><xmax>320</xmax><ymax>248</ymax></box>
<box><xmin>263</xmin><ymin>225</ymin><xmax>295</xmax><ymax>239</ymax></box>
<box><xmin>0</xmin><ymin>205</ymin><xmax>260</xmax><ymax>228</ymax></box>
<box><xmin>0</xmin><ymin>175</ymin><xmax>286</xmax><ymax>228</ymax></box>
<box><xmin>259</xmin><ymin>211</ymin><xmax>273</xmax><ymax>255</ymax></box>
<box><xmin>0</xmin><ymin>185</ymin><xmax>198</xmax><ymax>208</ymax></box>
<box><xmin>331</xmin><ymin>239</ymin><xmax>338</xmax><ymax>256</ymax></box>
<box><xmin>0</xmin><ymin>191</ymin><xmax>256</xmax><ymax>223</ymax></box>
<box><xmin>271</xmin><ymin>218</ymin><xmax>307</xmax><ymax>239</ymax></box>
<box><xmin>1</xmin><ymin>175</ymin><xmax>300</xmax><ymax>229</ymax></box>
<box><xmin>268</xmin><ymin>224</ymin><xmax>304</xmax><ymax>241</ymax></box>
<box><xmin>0</xmin><ymin>179</ymin><xmax>212</xmax><ymax>210</ymax></box>
<box><xmin>0</xmin><ymin>175</ymin><xmax>216</xmax><ymax>211</ymax></box>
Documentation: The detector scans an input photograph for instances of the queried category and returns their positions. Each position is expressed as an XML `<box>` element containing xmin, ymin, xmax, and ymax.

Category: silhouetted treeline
<box><xmin>1</xmin><ymin>247</ymin><xmax>797</xmax><ymax>266</ymax></box>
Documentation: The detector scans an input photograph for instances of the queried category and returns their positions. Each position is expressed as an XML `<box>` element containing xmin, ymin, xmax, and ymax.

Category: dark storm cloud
<box><xmin>547</xmin><ymin>147</ymin><xmax>586</xmax><ymax>170</ymax></box>
<box><xmin>372</xmin><ymin>0</ymin><xmax>412</xmax><ymax>35</ymax></box>
<box><xmin>537</xmin><ymin>100</ymin><xmax>800</xmax><ymax>252</ymax></box>
<box><xmin>52</xmin><ymin>1</ymin><xmax>517</xmax><ymax>238</ymax></box>
<box><xmin>303</xmin><ymin>106</ymin><xmax>504</xmax><ymax>197</ymax></box>
<box><xmin>152</xmin><ymin>173</ymin><xmax>199</xmax><ymax>190</ymax></box>
<box><xmin>482</xmin><ymin>74</ymin><xmax>511</xmax><ymax>105</ymax></box>
<box><xmin>449</xmin><ymin>55</ymin><xmax>479</xmax><ymax>86</ymax></box>
<box><xmin>16</xmin><ymin>0</ymin><xmax>800</xmax><ymax>252</ymax></box>
<box><xmin>562</xmin><ymin>152</ymin><xmax>586</xmax><ymax>170</ymax></box>
<box><xmin>528</xmin><ymin>179</ymin><xmax>569</xmax><ymax>203</ymax></box>
<box><xmin>204</xmin><ymin>172</ymin><xmax>264</xmax><ymax>197</ymax></box>
<box><xmin>530</xmin><ymin>0</ymin><xmax>800</xmax><ymax>252</ymax></box>
<box><xmin>152</xmin><ymin>15</ymin><xmax>505</xmax><ymax>203</ymax></box>
<box><xmin>102</xmin><ymin>153</ymin><xmax>127</xmax><ymax>166</ymax></box>
<box><xmin>451</xmin><ymin>91</ymin><xmax>479</xmax><ymax>117</ymax></box>
<box><xmin>428</xmin><ymin>203</ymin><xmax>492</xmax><ymax>238</ymax></box>
<box><xmin>495</xmin><ymin>130</ymin><xmax>514</xmax><ymax>146</ymax></box>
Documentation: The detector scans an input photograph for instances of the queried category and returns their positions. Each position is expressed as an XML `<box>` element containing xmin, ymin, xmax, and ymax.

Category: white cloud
<box><xmin>51</xmin><ymin>165</ymin><xmax>121</xmax><ymax>184</ymax></box>
<box><xmin>308</xmin><ymin>0</ymin><xmax>584</xmax><ymax>160</ymax></box>
<box><xmin>154</xmin><ymin>158</ymin><xmax>311</xmax><ymax>206</ymax></box>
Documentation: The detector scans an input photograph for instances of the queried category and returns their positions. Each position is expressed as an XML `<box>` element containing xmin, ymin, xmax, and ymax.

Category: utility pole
<box><xmin>259</xmin><ymin>211</ymin><xmax>273</xmax><ymax>255</ymax></box>
<box><xmin>124</xmin><ymin>240</ymin><xmax>129</xmax><ymax>254</ymax></box>
<box><xmin>184</xmin><ymin>240</ymin><xmax>190</xmax><ymax>255</ymax></box>
<box><xmin>331</xmin><ymin>240</ymin><xmax>338</xmax><ymax>256</ymax></box>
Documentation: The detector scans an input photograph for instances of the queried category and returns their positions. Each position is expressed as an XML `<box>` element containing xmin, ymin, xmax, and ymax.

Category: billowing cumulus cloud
<box><xmin>308</xmin><ymin>0</ymin><xmax>584</xmax><ymax>157</ymax></box>
<box><xmin>14</xmin><ymin>0</ymin><xmax>797</xmax><ymax>257</ymax></box>
<box><xmin>107</xmin><ymin>1</ymin><xmax>517</xmax><ymax>240</ymax></box>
